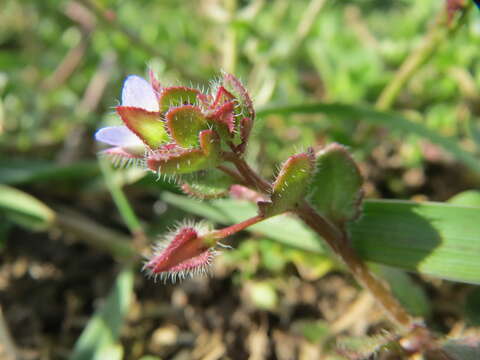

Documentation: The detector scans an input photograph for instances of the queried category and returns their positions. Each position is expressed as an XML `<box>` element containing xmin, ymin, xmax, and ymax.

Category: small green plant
<box><xmin>96</xmin><ymin>70</ymin><xmax>480</xmax><ymax>358</ymax></box>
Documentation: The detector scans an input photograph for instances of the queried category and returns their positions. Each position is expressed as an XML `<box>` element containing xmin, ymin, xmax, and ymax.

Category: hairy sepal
<box><xmin>143</xmin><ymin>221</ymin><xmax>217</xmax><ymax>283</ymax></box>
<box><xmin>116</xmin><ymin>106</ymin><xmax>168</xmax><ymax>149</ymax></box>
<box><xmin>101</xmin><ymin>147</ymin><xmax>144</xmax><ymax>168</ymax></box>
<box><xmin>147</xmin><ymin>130</ymin><xmax>221</xmax><ymax>175</ymax></box>
<box><xmin>166</xmin><ymin>105</ymin><xmax>209</xmax><ymax>148</ymax></box>
<box><xmin>306</xmin><ymin>143</ymin><xmax>363</xmax><ymax>226</ymax></box>
<box><xmin>159</xmin><ymin>86</ymin><xmax>200</xmax><ymax>113</ymax></box>
<box><xmin>222</xmin><ymin>73</ymin><xmax>255</xmax><ymax>151</ymax></box>
<box><xmin>259</xmin><ymin>151</ymin><xmax>315</xmax><ymax>217</ymax></box>
<box><xmin>206</xmin><ymin>101</ymin><xmax>236</xmax><ymax>139</ymax></box>
<box><xmin>181</xmin><ymin>168</ymin><xmax>234</xmax><ymax>199</ymax></box>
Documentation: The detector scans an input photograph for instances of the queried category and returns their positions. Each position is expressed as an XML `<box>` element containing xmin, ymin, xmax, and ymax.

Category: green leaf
<box><xmin>351</xmin><ymin>200</ymin><xmax>480</xmax><ymax>285</ymax></box>
<box><xmin>164</xmin><ymin>193</ymin><xmax>480</xmax><ymax>284</ymax></box>
<box><xmin>116</xmin><ymin>106</ymin><xmax>168</xmax><ymax>149</ymax></box>
<box><xmin>257</xmin><ymin>103</ymin><xmax>480</xmax><ymax>175</ymax></box>
<box><xmin>70</xmin><ymin>267</ymin><xmax>134</xmax><ymax>360</ymax></box>
<box><xmin>260</xmin><ymin>151</ymin><xmax>314</xmax><ymax>217</ymax></box>
<box><xmin>448</xmin><ymin>190</ymin><xmax>480</xmax><ymax>207</ymax></box>
<box><xmin>0</xmin><ymin>185</ymin><xmax>55</xmax><ymax>231</ymax></box>
<box><xmin>162</xmin><ymin>192</ymin><xmax>325</xmax><ymax>254</ymax></box>
<box><xmin>166</xmin><ymin>105</ymin><xmax>208</xmax><ymax>148</ymax></box>
<box><xmin>306</xmin><ymin>143</ymin><xmax>363</xmax><ymax>225</ymax></box>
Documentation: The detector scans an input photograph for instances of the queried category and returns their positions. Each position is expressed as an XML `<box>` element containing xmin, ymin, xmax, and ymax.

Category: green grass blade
<box><xmin>70</xmin><ymin>267</ymin><xmax>134</xmax><ymax>360</ymax></box>
<box><xmin>98</xmin><ymin>157</ymin><xmax>142</xmax><ymax>234</ymax></box>
<box><xmin>372</xmin><ymin>265</ymin><xmax>430</xmax><ymax>317</ymax></box>
<box><xmin>0</xmin><ymin>159</ymin><xmax>99</xmax><ymax>185</ymax></box>
<box><xmin>448</xmin><ymin>190</ymin><xmax>480</xmax><ymax>207</ymax></box>
<box><xmin>351</xmin><ymin>200</ymin><xmax>480</xmax><ymax>285</ymax></box>
<box><xmin>164</xmin><ymin>192</ymin><xmax>480</xmax><ymax>284</ymax></box>
<box><xmin>0</xmin><ymin>184</ymin><xmax>56</xmax><ymax>231</ymax></box>
<box><xmin>257</xmin><ymin>103</ymin><xmax>480</xmax><ymax>174</ymax></box>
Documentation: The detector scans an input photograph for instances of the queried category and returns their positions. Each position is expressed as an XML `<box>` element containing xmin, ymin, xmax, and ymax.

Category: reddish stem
<box><xmin>296</xmin><ymin>201</ymin><xmax>414</xmax><ymax>330</ymax></box>
<box><xmin>217</xmin><ymin>164</ymin><xmax>247</xmax><ymax>185</ymax></box>
<box><xmin>224</xmin><ymin>151</ymin><xmax>415</xmax><ymax>331</ymax></box>
<box><xmin>223</xmin><ymin>152</ymin><xmax>271</xmax><ymax>193</ymax></box>
<box><xmin>211</xmin><ymin>214</ymin><xmax>264</xmax><ymax>240</ymax></box>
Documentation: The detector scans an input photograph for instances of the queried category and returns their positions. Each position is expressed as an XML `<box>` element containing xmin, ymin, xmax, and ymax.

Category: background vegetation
<box><xmin>1</xmin><ymin>0</ymin><xmax>480</xmax><ymax>359</ymax></box>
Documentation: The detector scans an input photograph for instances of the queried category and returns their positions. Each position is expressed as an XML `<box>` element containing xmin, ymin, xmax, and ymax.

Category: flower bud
<box><xmin>143</xmin><ymin>221</ymin><xmax>217</xmax><ymax>282</ymax></box>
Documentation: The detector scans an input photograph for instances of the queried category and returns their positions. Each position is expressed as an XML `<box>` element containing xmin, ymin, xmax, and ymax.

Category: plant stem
<box><xmin>223</xmin><ymin>152</ymin><xmax>271</xmax><ymax>193</ymax></box>
<box><xmin>217</xmin><ymin>164</ymin><xmax>247</xmax><ymax>185</ymax></box>
<box><xmin>211</xmin><ymin>214</ymin><xmax>264</xmax><ymax>240</ymax></box>
<box><xmin>375</xmin><ymin>3</ymin><xmax>471</xmax><ymax>111</ymax></box>
<box><xmin>296</xmin><ymin>201</ymin><xmax>414</xmax><ymax>330</ymax></box>
<box><xmin>225</xmin><ymin>152</ymin><xmax>415</xmax><ymax>331</ymax></box>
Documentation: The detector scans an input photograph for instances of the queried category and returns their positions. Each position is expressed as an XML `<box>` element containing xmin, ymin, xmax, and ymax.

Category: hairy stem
<box><xmin>223</xmin><ymin>152</ymin><xmax>271</xmax><ymax>193</ymax></box>
<box><xmin>296</xmin><ymin>201</ymin><xmax>414</xmax><ymax>330</ymax></box>
<box><xmin>225</xmin><ymin>152</ymin><xmax>415</xmax><ymax>331</ymax></box>
<box><xmin>211</xmin><ymin>214</ymin><xmax>264</xmax><ymax>240</ymax></box>
<box><xmin>217</xmin><ymin>164</ymin><xmax>247</xmax><ymax>185</ymax></box>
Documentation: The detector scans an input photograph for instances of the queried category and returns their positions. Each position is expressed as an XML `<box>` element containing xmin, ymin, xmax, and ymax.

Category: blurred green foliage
<box><xmin>1</xmin><ymin>0</ymin><xmax>480</xmax><ymax>356</ymax></box>
<box><xmin>2</xmin><ymin>0</ymin><xmax>480</xmax><ymax>169</ymax></box>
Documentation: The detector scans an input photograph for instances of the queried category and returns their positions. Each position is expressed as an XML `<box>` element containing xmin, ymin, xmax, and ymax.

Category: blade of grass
<box><xmin>55</xmin><ymin>206</ymin><xmax>135</xmax><ymax>259</ymax></box>
<box><xmin>69</xmin><ymin>267</ymin><xmax>133</xmax><ymax>360</ymax></box>
<box><xmin>0</xmin><ymin>159</ymin><xmax>99</xmax><ymax>185</ymax></box>
<box><xmin>98</xmin><ymin>157</ymin><xmax>146</xmax><ymax>248</ymax></box>
<box><xmin>257</xmin><ymin>102</ymin><xmax>480</xmax><ymax>174</ymax></box>
<box><xmin>351</xmin><ymin>200</ymin><xmax>480</xmax><ymax>285</ymax></box>
<box><xmin>375</xmin><ymin>2</ymin><xmax>472</xmax><ymax>110</ymax></box>
<box><xmin>0</xmin><ymin>184</ymin><xmax>56</xmax><ymax>231</ymax></box>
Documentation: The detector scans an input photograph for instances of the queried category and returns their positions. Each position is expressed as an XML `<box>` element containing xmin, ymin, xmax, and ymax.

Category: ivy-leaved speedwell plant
<box><xmin>95</xmin><ymin>71</ymin><xmax>480</xmax><ymax>359</ymax></box>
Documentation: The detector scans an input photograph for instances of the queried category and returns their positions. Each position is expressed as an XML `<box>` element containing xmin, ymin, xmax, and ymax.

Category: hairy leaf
<box><xmin>306</xmin><ymin>143</ymin><xmax>363</xmax><ymax>225</ymax></box>
<box><xmin>260</xmin><ymin>151</ymin><xmax>314</xmax><ymax>217</ymax></box>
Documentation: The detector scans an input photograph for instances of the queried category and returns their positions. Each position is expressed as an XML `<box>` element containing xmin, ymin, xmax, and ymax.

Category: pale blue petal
<box><xmin>121</xmin><ymin>75</ymin><xmax>159</xmax><ymax>111</ymax></box>
<box><xmin>95</xmin><ymin>126</ymin><xmax>143</xmax><ymax>147</ymax></box>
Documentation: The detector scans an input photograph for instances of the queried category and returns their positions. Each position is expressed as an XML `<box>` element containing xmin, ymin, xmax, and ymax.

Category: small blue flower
<box><xmin>95</xmin><ymin>75</ymin><xmax>160</xmax><ymax>161</ymax></box>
